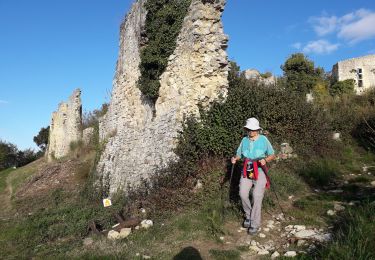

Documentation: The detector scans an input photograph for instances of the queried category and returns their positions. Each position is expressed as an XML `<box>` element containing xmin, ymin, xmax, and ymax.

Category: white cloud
<box><xmin>310</xmin><ymin>9</ymin><xmax>375</xmax><ymax>43</ymax></box>
<box><xmin>291</xmin><ymin>42</ymin><xmax>302</xmax><ymax>49</ymax></box>
<box><xmin>309</xmin><ymin>15</ymin><xmax>338</xmax><ymax>36</ymax></box>
<box><xmin>338</xmin><ymin>11</ymin><xmax>375</xmax><ymax>43</ymax></box>
<box><xmin>302</xmin><ymin>40</ymin><xmax>339</xmax><ymax>54</ymax></box>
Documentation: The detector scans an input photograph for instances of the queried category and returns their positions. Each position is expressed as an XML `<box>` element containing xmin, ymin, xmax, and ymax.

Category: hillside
<box><xmin>0</xmin><ymin>139</ymin><xmax>374</xmax><ymax>259</ymax></box>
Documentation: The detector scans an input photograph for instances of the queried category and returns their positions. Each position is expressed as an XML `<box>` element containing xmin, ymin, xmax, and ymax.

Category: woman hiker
<box><xmin>231</xmin><ymin>117</ymin><xmax>275</xmax><ymax>235</ymax></box>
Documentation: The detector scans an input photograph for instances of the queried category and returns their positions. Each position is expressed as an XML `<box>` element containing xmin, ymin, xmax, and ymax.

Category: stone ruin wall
<box><xmin>47</xmin><ymin>89</ymin><xmax>82</xmax><ymax>161</ymax></box>
<box><xmin>97</xmin><ymin>0</ymin><xmax>229</xmax><ymax>194</ymax></box>
<box><xmin>332</xmin><ymin>54</ymin><xmax>375</xmax><ymax>94</ymax></box>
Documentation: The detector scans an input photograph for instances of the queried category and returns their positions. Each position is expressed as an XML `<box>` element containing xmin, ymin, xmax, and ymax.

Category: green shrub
<box><xmin>329</xmin><ymin>79</ymin><xmax>355</xmax><ymax>96</ymax></box>
<box><xmin>138</xmin><ymin>0</ymin><xmax>191</xmax><ymax>102</ymax></box>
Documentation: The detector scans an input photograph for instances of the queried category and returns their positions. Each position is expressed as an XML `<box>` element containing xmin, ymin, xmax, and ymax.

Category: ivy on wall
<box><xmin>138</xmin><ymin>0</ymin><xmax>192</xmax><ymax>103</ymax></box>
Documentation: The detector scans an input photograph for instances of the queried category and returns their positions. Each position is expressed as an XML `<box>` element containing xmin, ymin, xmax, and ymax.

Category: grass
<box><xmin>0</xmin><ymin>168</ymin><xmax>14</xmax><ymax>193</ymax></box>
<box><xmin>1</xmin><ymin>142</ymin><xmax>374</xmax><ymax>259</ymax></box>
<box><xmin>0</xmin><ymin>166</ymin><xmax>240</xmax><ymax>259</ymax></box>
<box><xmin>9</xmin><ymin>159</ymin><xmax>40</xmax><ymax>193</ymax></box>
<box><xmin>313</xmin><ymin>202</ymin><xmax>375</xmax><ymax>259</ymax></box>
<box><xmin>209</xmin><ymin>249</ymin><xmax>241</xmax><ymax>260</ymax></box>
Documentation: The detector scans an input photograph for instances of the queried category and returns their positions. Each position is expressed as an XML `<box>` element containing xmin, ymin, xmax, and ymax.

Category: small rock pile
<box><xmin>239</xmin><ymin>219</ymin><xmax>332</xmax><ymax>258</ymax></box>
<box><xmin>107</xmin><ymin>219</ymin><xmax>154</xmax><ymax>240</ymax></box>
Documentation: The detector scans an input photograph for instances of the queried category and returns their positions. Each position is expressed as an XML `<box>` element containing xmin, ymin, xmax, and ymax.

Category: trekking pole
<box><xmin>229</xmin><ymin>162</ymin><xmax>235</xmax><ymax>200</ymax></box>
<box><xmin>221</xmin><ymin>162</ymin><xmax>235</xmax><ymax>221</ymax></box>
<box><xmin>264</xmin><ymin>167</ymin><xmax>287</xmax><ymax>219</ymax></box>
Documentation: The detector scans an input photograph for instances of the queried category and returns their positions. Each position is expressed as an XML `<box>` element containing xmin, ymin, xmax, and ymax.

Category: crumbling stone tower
<box><xmin>47</xmin><ymin>89</ymin><xmax>82</xmax><ymax>161</ymax></box>
<box><xmin>96</xmin><ymin>0</ymin><xmax>229</xmax><ymax>194</ymax></box>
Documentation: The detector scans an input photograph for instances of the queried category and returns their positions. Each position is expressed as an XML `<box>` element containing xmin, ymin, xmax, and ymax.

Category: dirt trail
<box><xmin>0</xmin><ymin>172</ymin><xmax>15</xmax><ymax>219</ymax></box>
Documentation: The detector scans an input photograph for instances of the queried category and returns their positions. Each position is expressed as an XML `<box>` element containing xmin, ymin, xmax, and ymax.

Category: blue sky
<box><xmin>1</xmin><ymin>0</ymin><xmax>374</xmax><ymax>150</ymax></box>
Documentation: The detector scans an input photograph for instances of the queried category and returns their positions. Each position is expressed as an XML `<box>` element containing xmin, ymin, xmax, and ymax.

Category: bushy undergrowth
<box><xmin>317</xmin><ymin>89</ymin><xmax>375</xmax><ymax>139</ymax></box>
<box><xmin>138</xmin><ymin>0</ymin><xmax>191</xmax><ymax>102</ymax></box>
<box><xmin>353</xmin><ymin>114</ymin><xmax>375</xmax><ymax>152</ymax></box>
<box><xmin>177</xmin><ymin>63</ymin><xmax>332</xmax><ymax>167</ymax></box>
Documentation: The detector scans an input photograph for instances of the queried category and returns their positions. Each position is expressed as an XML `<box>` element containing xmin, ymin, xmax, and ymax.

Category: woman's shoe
<box><xmin>243</xmin><ymin>219</ymin><xmax>251</xmax><ymax>228</ymax></box>
<box><xmin>247</xmin><ymin>227</ymin><xmax>258</xmax><ymax>235</ymax></box>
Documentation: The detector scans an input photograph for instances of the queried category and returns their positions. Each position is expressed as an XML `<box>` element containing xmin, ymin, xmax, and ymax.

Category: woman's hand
<box><xmin>259</xmin><ymin>159</ymin><xmax>266</xmax><ymax>166</ymax></box>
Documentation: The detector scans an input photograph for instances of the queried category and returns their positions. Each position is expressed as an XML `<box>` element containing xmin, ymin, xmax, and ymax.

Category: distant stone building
<box><xmin>47</xmin><ymin>89</ymin><xmax>82</xmax><ymax>161</ymax></box>
<box><xmin>332</xmin><ymin>54</ymin><xmax>375</xmax><ymax>94</ymax></box>
<box><xmin>244</xmin><ymin>69</ymin><xmax>276</xmax><ymax>86</ymax></box>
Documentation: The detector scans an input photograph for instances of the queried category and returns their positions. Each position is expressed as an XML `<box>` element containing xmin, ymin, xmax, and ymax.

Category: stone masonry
<box><xmin>96</xmin><ymin>0</ymin><xmax>229</xmax><ymax>194</ymax></box>
<box><xmin>244</xmin><ymin>69</ymin><xmax>277</xmax><ymax>86</ymax></box>
<box><xmin>47</xmin><ymin>89</ymin><xmax>82</xmax><ymax>161</ymax></box>
<box><xmin>332</xmin><ymin>54</ymin><xmax>375</xmax><ymax>94</ymax></box>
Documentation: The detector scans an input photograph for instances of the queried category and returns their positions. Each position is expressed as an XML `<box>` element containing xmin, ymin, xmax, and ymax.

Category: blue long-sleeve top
<box><xmin>236</xmin><ymin>135</ymin><xmax>275</xmax><ymax>160</ymax></box>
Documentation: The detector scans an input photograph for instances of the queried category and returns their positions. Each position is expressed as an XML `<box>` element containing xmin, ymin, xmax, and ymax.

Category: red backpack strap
<box><xmin>259</xmin><ymin>163</ymin><xmax>271</xmax><ymax>189</ymax></box>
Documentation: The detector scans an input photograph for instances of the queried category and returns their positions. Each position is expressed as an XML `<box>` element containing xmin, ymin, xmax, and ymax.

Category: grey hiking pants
<box><xmin>239</xmin><ymin>170</ymin><xmax>267</xmax><ymax>229</ymax></box>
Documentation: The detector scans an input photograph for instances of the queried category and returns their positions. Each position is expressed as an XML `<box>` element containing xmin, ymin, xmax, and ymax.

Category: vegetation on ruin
<box><xmin>138</xmin><ymin>0</ymin><xmax>192</xmax><ymax>102</ymax></box>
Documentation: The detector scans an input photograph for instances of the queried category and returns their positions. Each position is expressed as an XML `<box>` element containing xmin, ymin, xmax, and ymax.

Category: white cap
<box><xmin>244</xmin><ymin>117</ymin><xmax>262</xmax><ymax>130</ymax></box>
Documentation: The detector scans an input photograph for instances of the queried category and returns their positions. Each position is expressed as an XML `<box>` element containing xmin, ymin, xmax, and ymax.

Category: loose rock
<box><xmin>293</xmin><ymin>225</ymin><xmax>306</xmax><ymax>231</ymax></box>
<box><xmin>314</xmin><ymin>233</ymin><xmax>332</xmax><ymax>242</ymax></box>
<box><xmin>258</xmin><ymin>249</ymin><xmax>270</xmax><ymax>255</ymax></box>
<box><xmin>334</xmin><ymin>204</ymin><xmax>345</xmax><ymax>211</ymax></box>
<box><xmin>295</xmin><ymin>229</ymin><xmax>316</xmax><ymax>239</ymax></box>
<box><xmin>327</xmin><ymin>210</ymin><xmax>335</xmax><ymax>216</ymax></box>
<box><xmin>141</xmin><ymin>219</ymin><xmax>153</xmax><ymax>229</ymax></box>
<box><xmin>271</xmin><ymin>251</ymin><xmax>280</xmax><ymax>258</ymax></box>
<box><xmin>249</xmin><ymin>245</ymin><xmax>261</xmax><ymax>252</ymax></box>
<box><xmin>107</xmin><ymin>230</ymin><xmax>120</xmax><ymax>240</ymax></box>
<box><xmin>83</xmin><ymin>237</ymin><xmax>94</xmax><ymax>246</ymax></box>
<box><xmin>284</xmin><ymin>251</ymin><xmax>297</xmax><ymax>257</ymax></box>
<box><xmin>119</xmin><ymin>228</ymin><xmax>132</xmax><ymax>239</ymax></box>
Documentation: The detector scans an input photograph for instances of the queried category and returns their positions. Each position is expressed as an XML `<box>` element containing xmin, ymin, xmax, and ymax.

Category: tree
<box><xmin>281</xmin><ymin>53</ymin><xmax>324</xmax><ymax>94</ymax></box>
<box><xmin>0</xmin><ymin>140</ymin><xmax>17</xmax><ymax>170</ymax></box>
<box><xmin>33</xmin><ymin>126</ymin><xmax>50</xmax><ymax>152</ymax></box>
<box><xmin>82</xmin><ymin>103</ymin><xmax>108</xmax><ymax>129</ymax></box>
